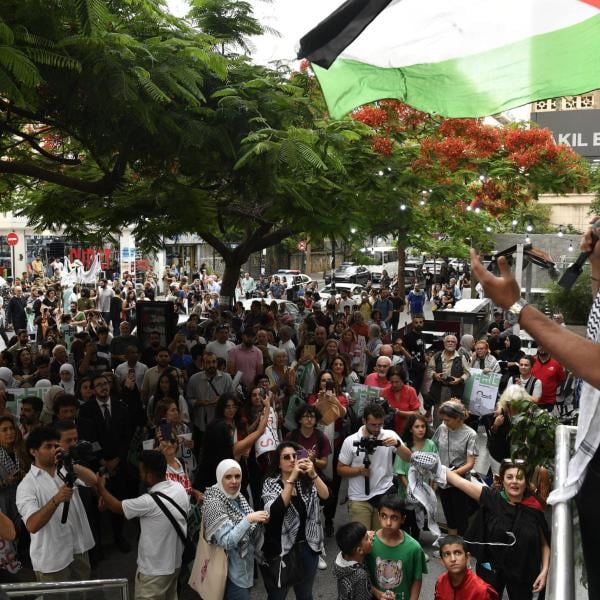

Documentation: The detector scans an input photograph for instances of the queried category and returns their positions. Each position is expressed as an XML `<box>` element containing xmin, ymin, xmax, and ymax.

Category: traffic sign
<box><xmin>6</xmin><ymin>232</ymin><xmax>18</xmax><ymax>246</ymax></box>
<box><xmin>298</xmin><ymin>240</ymin><xmax>306</xmax><ymax>252</ymax></box>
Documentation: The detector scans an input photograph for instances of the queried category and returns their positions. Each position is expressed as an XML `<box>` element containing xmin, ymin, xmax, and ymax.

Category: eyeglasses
<box><xmin>282</xmin><ymin>453</ymin><xmax>297</xmax><ymax>460</ymax></box>
<box><xmin>502</xmin><ymin>458</ymin><xmax>526</xmax><ymax>466</ymax></box>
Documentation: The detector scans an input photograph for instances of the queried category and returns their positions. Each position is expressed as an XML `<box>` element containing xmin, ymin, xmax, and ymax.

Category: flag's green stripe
<box><xmin>313</xmin><ymin>12</ymin><xmax>600</xmax><ymax>118</ymax></box>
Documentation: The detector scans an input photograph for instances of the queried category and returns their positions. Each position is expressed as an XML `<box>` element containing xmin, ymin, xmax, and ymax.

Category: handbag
<box><xmin>260</xmin><ymin>542</ymin><xmax>303</xmax><ymax>592</ymax></box>
<box><xmin>188</xmin><ymin>519</ymin><xmax>228</xmax><ymax>600</ymax></box>
<box><xmin>150</xmin><ymin>492</ymin><xmax>195</xmax><ymax>566</ymax></box>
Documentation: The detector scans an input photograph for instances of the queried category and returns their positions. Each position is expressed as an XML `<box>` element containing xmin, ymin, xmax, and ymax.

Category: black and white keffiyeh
<box><xmin>407</xmin><ymin>451</ymin><xmax>448</xmax><ymax>538</ymax></box>
<box><xmin>202</xmin><ymin>486</ymin><xmax>263</xmax><ymax>558</ymax></box>
<box><xmin>262</xmin><ymin>476</ymin><xmax>324</xmax><ymax>556</ymax></box>
<box><xmin>0</xmin><ymin>446</ymin><xmax>19</xmax><ymax>481</ymax></box>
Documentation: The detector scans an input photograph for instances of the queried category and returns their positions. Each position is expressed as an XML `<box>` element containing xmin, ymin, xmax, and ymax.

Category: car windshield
<box><xmin>336</xmin><ymin>266</ymin><xmax>353</xmax><ymax>272</ymax></box>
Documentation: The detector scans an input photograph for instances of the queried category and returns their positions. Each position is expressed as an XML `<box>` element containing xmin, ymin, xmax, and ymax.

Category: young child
<box><xmin>435</xmin><ymin>535</ymin><xmax>499</xmax><ymax>599</ymax></box>
<box><xmin>366</xmin><ymin>495</ymin><xmax>428</xmax><ymax>600</ymax></box>
<box><xmin>333</xmin><ymin>522</ymin><xmax>375</xmax><ymax>600</ymax></box>
<box><xmin>394</xmin><ymin>414</ymin><xmax>438</xmax><ymax>541</ymax></box>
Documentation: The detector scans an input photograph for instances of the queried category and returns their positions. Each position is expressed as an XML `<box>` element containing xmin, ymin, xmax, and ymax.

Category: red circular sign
<box><xmin>6</xmin><ymin>232</ymin><xmax>18</xmax><ymax>246</ymax></box>
<box><xmin>298</xmin><ymin>240</ymin><xmax>306</xmax><ymax>252</ymax></box>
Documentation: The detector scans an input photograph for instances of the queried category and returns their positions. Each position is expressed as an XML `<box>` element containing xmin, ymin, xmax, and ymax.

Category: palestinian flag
<box><xmin>298</xmin><ymin>0</ymin><xmax>600</xmax><ymax>118</ymax></box>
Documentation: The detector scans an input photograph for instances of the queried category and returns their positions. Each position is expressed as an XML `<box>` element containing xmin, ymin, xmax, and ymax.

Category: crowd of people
<box><xmin>0</xmin><ymin>245</ymin><xmax>592</xmax><ymax>600</ymax></box>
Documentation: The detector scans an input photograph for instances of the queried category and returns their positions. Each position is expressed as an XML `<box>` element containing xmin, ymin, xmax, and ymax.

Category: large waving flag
<box><xmin>298</xmin><ymin>0</ymin><xmax>600</xmax><ymax>118</ymax></box>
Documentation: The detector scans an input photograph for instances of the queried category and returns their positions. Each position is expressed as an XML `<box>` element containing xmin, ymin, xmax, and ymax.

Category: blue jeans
<box><xmin>266</xmin><ymin>543</ymin><xmax>319</xmax><ymax>600</ymax></box>
<box><xmin>225</xmin><ymin>578</ymin><xmax>251</xmax><ymax>600</ymax></box>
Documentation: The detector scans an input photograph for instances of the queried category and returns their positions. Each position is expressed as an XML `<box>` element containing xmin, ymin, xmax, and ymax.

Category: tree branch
<box><xmin>0</xmin><ymin>158</ymin><xmax>124</xmax><ymax>196</ymax></box>
<box><xmin>0</xmin><ymin>123</ymin><xmax>81</xmax><ymax>165</ymax></box>
<box><xmin>197</xmin><ymin>229</ymin><xmax>232</xmax><ymax>261</ymax></box>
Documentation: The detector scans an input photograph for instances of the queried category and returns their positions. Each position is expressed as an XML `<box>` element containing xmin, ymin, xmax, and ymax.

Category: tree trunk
<box><xmin>219</xmin><ymin>257</ymin><xmax>246</xmax><ymax>308</ymax></box>
<box><xmin>396</xmin><ymin>235</ymin><xmax>407</xmax><ymax>297</ymax></box>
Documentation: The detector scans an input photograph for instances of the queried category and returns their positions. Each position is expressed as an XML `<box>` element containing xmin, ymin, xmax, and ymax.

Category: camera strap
<box><xmin>150</xmin><ymin>491</ymin><xmax>188</xmax><ymax>547</ymax></box>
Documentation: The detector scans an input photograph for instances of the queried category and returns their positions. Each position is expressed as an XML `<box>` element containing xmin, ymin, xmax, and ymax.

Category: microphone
<box><xmin>558</xmin><ymin>222</ymin><xmax>600</xmax><ymax>290</ymax></box>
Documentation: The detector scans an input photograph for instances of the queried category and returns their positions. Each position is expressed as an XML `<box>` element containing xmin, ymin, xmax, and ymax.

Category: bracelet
<box><xmin>285</xmin><ymin>479</ymin><xmax>296</xmax><ymax>485</ymax></box>
<box><xmin>310</xmin><ymin>474</ymin><xmax>318</xmax><ymax>480</ymax></box>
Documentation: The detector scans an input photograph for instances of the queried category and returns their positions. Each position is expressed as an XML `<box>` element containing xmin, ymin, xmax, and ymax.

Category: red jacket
<box><xmin>435</xmin><ymin>569</ymin><xmax>499</xmax><ymax>600</ymax></box>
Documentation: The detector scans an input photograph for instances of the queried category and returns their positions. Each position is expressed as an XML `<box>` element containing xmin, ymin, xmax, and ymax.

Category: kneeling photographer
<box><xmin>337</xmin><ymin>403</ymin><xmax>411</xmax><ymax>530</ymax></box>
<box><xmin>16</xmin><ymin>426</ymin><xmax>97</xmax><ymax>582</ymax></box>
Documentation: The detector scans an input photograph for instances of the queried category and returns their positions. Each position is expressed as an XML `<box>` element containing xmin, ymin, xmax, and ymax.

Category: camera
<box><xmin>59</xmin><ymin>441</ymin><xmax>95</xmax><ymax>470</ymax></box>
<box><xmin>353</xmin><ymin>436</ymin><xmax>385</xmax><ymax>454</ymax></box>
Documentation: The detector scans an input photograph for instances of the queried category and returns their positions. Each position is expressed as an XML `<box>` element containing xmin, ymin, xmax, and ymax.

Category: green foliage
<box><xmin>545</xmin><ymin>271</ymin><xmax>594</xmax><ymax>325</ymax></box>
<box><xmin>510</xmin><ymin>398</ymin><xmax>559</xmax><ymax>476</ymax></box>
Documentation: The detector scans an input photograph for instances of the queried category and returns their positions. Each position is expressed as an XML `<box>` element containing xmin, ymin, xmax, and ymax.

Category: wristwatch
<box><xmin>395</xmin><ymin>440</ymin><xmax>402</xmax><ymax>449</ymax></box>
<box><xmin>505</xmin><ymin>298</ymin><xmax>529</xmax><ymax>325</ymax></box>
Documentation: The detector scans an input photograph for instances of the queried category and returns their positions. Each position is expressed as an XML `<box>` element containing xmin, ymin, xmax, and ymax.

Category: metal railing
<box><xmin>547</xmin><ymin>425</ymin><xmax>578</xmax><ymax>600</ymax></box>
<box><xmin>0</xmin><ymin>578</ymin><xmax>129</xmax><ymax>598</ymax></box>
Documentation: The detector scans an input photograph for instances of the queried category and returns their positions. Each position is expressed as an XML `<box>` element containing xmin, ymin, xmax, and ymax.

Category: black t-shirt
<box><xmin>402</xmin><ymin>330</ymin><xmax>425</xmax><ymax>362</ymax></box>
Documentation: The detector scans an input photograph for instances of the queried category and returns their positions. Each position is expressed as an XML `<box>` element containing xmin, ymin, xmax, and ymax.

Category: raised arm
<box><xmin>445</xmin><ymin>468</ymin><xmax>484</xmax><ymax>502</ymax></box>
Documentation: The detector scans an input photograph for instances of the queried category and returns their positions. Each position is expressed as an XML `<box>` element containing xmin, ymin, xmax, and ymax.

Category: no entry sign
<box><xmin>6</xmin><ymin>232</ymin><xmax>18</xmax><ymax>246</ymax></box>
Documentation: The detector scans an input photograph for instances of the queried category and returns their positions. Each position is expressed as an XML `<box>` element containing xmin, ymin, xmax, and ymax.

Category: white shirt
<box><xmin>338</xmin><ymin>426</ymin><xmax>402</xmax><ymax>501</ymax></box>
<box><xmin>114</xmin><ymin>361</ymin><xmax>148</xmax><ymax>390</ymax></box>
<box><xmin>96</xmin><ymin>286</ymin><xmax>114</xmax><ymax>312</ymax></box>
<box><xmin>122</xmin><ymin>479</ymin><xmax>190</xmax><ymax>576</ymax></box>
<box><xmin>205</xmin><ymin>339</ymin><xmax>236</xmax><ymax>363</ymax></box>
<box><xmin>508</xmin><ymin>375</ymin><xmax>542</xmax><ymax>399</ymax></box>
<box><xmin>16</xmin><ymin>465</ymin><xmax>94</xmax><ymax>573</ymax></box>
<box><xmin>279</xmin><ymin>339</ymin><xmax>296</xmax><ymax>365</ymax></box>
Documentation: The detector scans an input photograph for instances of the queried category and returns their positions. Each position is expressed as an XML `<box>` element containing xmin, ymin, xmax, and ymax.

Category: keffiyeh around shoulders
<box><xmin>202</xmin><ymin>485</ymin><xmax>260</xmax><ymax>558</ymax></box>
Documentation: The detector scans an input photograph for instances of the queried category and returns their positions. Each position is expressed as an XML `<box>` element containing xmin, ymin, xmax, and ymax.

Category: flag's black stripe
<box><xmin>298</xmin><ymin>0</ymin><xmax>393</xmax><ymax>69</ymax></box>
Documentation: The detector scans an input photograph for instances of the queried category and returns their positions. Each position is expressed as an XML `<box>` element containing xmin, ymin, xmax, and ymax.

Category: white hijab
<box><xmin>215</xmin><ymin>459</ymin><xmax>242</xmax><ymax>499</ymax></box>
<box><xmin>59</xmin><ymin>363</ymin><xmax>76</xmax><ymax>395</ymax></box>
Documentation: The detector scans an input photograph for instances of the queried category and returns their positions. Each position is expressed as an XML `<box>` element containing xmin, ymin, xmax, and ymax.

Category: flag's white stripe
<box><xmin>334</xmin><ymin>0</ymin><xmax>597</xmax><ymax>68</ymax></box>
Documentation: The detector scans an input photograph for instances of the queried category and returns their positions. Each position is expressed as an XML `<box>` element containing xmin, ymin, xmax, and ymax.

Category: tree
<box><xmin>0</xmin><ymin>0</ymin><xmax>227</xmax><ymax>199</ymax></box>
<box><xmin>4</xmin><ymin>1</ymin><xmax>382</xmax><ymax>302</ymax></box>
<box><xmin>345</xmin><ymin>97</ymin><xmax>590</xmax><ymax>293</ymax></box>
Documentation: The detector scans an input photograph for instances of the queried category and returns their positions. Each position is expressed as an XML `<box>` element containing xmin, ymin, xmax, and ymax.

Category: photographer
<box><xmin>337</xmin><ymin>403</ymin><xmax>411</xmax><ymax>530</ymax></box>
<box><xmin>15</xmin><ymin>426</ymin><xmax>96</xmax><ymax>581</ymax></box>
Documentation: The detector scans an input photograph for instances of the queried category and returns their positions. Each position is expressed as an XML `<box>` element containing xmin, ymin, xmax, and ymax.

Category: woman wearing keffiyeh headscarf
<box><xmin>202</xmin><ymin>459</ymin><xmax>268</xmax><ymax>600</ymax></box>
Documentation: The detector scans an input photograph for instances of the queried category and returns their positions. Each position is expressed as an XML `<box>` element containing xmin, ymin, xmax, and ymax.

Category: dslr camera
<box><xmin>353</xmin><ymin>436</ymin><xmax>385</xmax><ymax>455</ymax></box>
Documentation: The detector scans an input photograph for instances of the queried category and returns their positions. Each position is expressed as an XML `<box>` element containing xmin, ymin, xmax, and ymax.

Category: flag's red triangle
<box><xmin>580</xmin><ymin>0</ymin><xmax>600</xmax><ymax>8</ymax></box>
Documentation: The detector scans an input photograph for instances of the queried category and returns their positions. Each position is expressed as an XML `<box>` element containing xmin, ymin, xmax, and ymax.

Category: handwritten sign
<box><xmin>255</xmin><ymin>408</ymin><xmax>280</xmax><ymax>457</ymax></box>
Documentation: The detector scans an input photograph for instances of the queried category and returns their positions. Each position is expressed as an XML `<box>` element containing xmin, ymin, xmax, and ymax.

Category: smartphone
<box><xmin>325</xmin><ymin>380</ymin><xmax>335</xmax><ymax>392</ymax></box>
<box><xmin>30</xmin><ymin>342</ymin><xmax>38</xmax><ymax>355</ymax></box>
<box><xmin>297</xmin><ymin>447</ymin><xmax>309</xmax><ymax>460</ymax></box>
<box><xmin>303</xmin><ymin>344</ymin><xmax>316</xmax><ymax>359</ymax></box>
<box><xmin>159</xmin><ymin>418</ymin><xmax>173</xmax><ymax>442</ymax></box>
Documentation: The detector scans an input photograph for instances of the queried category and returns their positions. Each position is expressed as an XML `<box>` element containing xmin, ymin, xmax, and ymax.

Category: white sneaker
<box><xmin>318</xmin><ymin>556</ymin><xmax>327</xmax><ymax>570</ymax></box>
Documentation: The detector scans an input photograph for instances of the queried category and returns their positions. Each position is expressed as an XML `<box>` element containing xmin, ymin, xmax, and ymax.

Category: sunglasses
<box><xmin>282</xmin><ymin>453</ymin><xmax>297</xmax><ymax>460</ymax></box>
<box><xmin>502</xmin><ymin>458</ymin><xmax>526</xmax><ymax>466</ymax></box>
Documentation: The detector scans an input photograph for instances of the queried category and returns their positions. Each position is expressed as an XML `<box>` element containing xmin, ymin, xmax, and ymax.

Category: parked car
<box><xmin>241</xmin><ymin>298</ymin><xmax>300</xmax><ymax>318</ymax></box>
<box><xmin>318</xmin><ymin>283</ymin><xmax>364</xmax><ymax>303</ymax></box>
<box><xmin>273</xmin><ymin>271</ymin><xmax>313</xmax><ymax>287</ymax></box>
<box><xmin>332</xmin><ymin>264</ymin><xmax>371</xmax><ymax>284</ymax></box>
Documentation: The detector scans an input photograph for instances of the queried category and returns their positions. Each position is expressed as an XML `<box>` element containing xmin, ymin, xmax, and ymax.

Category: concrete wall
<box><xmin>538</xmin><ymin>193</ymin><xmax>594</xmax><ymax>232</ymax></box>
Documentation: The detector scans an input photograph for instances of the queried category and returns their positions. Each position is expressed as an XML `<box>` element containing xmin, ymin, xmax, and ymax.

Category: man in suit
<box><xmin>79</xmin><ymin>373</ymin><xmax>133</xmax><ymax>553</ymax></box>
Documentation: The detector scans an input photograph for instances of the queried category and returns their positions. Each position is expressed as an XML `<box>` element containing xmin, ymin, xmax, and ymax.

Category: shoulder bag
<box><xmin>188</xmin><ymin>519</ymin><xmax>228</xmax><ymax>600</ymax></box>
<box><xmin>150</xmin><ymin>491</ymin><xmax>195</xmax><ymax>565</ymax></box>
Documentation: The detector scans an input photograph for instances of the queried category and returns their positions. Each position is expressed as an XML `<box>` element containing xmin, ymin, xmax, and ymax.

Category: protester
<box><xmin>203</xmin><ymin>459</ymin><xmax>268</xmax><ymax>599</ymax></box>
<box><xmin>261</xmin><ymin>441</ymin><xmax>329</xmax><ymax>600</ymax></box>
<box><xmin>434</xmin><ymin>535</ymin><xmax>499</xmax><ymax>599</ymax></box>
<box><xmin>445</xmin><ymin>459</ymin><xmax>550</xmax><ymax>599</ymax></box>
<box><xmin>333</xmin><ymin>522</ymin><xmax>374</xmax><ymax>600</ymax></box>
<box><xmin>97</xmin><ymin>450</ymin><xmax>189</xmax><ymax>600</ymax></box>
<box><xmin>366</xmin><ymin>495</ymin><xmax>428</xmax><ymax>600</ymax></box>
